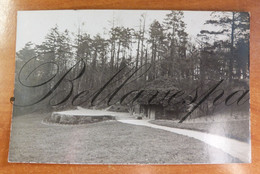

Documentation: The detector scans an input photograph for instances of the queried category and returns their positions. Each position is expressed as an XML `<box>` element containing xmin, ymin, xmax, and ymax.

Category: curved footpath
<box><xmin>117</xmin><ymin>119</ymin><xmax>250</xmax><ymax>163</ymax></box>
<box><xmin>55</xmin><ymin>108</ymin><xmax>251</xmax><ymax>163</ymax></box>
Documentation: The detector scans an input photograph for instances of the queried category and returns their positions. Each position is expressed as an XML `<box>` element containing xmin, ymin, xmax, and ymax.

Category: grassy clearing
<box><xmin>9</xmin><ymin>113</ymin><xmax>240</xmax><ymax>164</ymax></box>
<box><xmin>149</xmin><ymin>119</ymin><xmax>250</xmax><ymax>142</ymax></box>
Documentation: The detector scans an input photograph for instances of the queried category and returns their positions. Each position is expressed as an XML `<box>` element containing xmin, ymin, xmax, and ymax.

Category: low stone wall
<box><xmin>44</xmin><ymin>112</ymin><xmax>115</xmax><ymax>125</ymax></box>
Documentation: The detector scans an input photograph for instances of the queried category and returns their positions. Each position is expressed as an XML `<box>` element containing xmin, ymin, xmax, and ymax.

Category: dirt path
<box><xmin>9</xmin><ymin>114</ymin><xmax>239</xmax><ymax>164</ymax></box>
<box><xmin>56</xmin><ymin>108</ymin><xmax>251</xmax><ymax>163</ymax></box>
<box><xmin>117</xmin><ymin>119</ymin><xmax>250</xmax><ymax>163</ymax></box>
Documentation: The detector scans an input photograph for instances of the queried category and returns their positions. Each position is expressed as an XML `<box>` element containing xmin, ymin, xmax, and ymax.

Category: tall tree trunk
<box><xmin>229</xmin><ymin>12</ymin><xmax>235</xmax><ymax>82</ymax></box>
<box><xmin>136</xmin><ymin>35</ymin><xmax>140</xmax><ymax>70</ymax></box>
<box><xmin>169</xmin><ymin>26</ymin><xmax>175</xmax><ymax>77</ymax></box>
<box><xmin>140</xmin><ymin>16</ymin><xmax>146</xmax><ymax>72</ymax></box>
<box><xmin>116</xmin><ymin>42</ymin><xmax>121</xmax><ymax>70</ymax></box>
<box><xmin>91</xmin><ymin>50</ymin><xmax>97</xmax><ymax>88</ymax></box>
<box><xmin>144</xmin><ymin>48</ymin><xmax>148</xmax><ymax>82</ymax></box>
<box><xmin>110</xmin><ymin>42</ymin><xmax>115</xmax><ymax>73</ymax></box>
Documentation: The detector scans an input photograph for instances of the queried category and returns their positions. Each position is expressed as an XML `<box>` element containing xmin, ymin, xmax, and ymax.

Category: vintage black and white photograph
<box><xmin>9</xmin><ymin>10</ymin><xmax>250</xmax><ymax>164</ymax></box>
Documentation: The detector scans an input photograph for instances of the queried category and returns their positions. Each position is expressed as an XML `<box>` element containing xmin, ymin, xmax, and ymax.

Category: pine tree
<box><xmin>164</xmin><ymin>11</ymin><xmax>188</xmax><ymax>79</ymax></box>
<box><xmin>199</xmin><ymin>12</ymin><xmax>250</xmax><ymax>81</ymax></box>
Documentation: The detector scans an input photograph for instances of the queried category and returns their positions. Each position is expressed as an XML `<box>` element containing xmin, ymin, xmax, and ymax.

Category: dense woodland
<box><xmin>14</xmin><ymin>11</ymin><xmax>250</xmax><ymax>117</ymax></box>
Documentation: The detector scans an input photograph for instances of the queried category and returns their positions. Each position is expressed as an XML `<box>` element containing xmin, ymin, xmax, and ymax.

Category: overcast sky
<box><xmin>16</xmin><ymin>10</ymin><xmax>214</xmax><ymax>51</ymax></box>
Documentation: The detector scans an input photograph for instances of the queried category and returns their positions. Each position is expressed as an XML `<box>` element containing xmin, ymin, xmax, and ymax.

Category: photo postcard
<box><xmin>9</xmin><ymin>9</ymin><xmax>251</xmax><ymax>164</ymax></box>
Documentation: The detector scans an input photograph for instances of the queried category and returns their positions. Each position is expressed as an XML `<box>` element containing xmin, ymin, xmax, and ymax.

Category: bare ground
<box><xmin>9</xmin><ymin>113</ymin><xmax>241</xmax><ymax>164</ymax></box>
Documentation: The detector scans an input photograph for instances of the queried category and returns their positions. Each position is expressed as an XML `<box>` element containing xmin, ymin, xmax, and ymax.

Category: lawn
<box><xmin>9</xmin><ymin>113</ymin><xmax>241</xmax><ymax>164</ymax></box>
<box><xmin>149</xmin><ymin>119</ymin><xmax>250</xmax><ymax>142</ymax></box>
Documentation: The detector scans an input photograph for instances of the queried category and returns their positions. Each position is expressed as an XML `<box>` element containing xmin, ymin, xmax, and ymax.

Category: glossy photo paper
<box><xmin>9</xmin><ymin>10</ymin><xmax>250</xmax><ymax>164</ymax></box>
